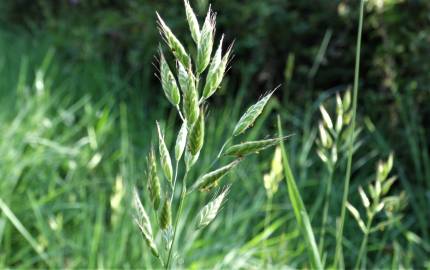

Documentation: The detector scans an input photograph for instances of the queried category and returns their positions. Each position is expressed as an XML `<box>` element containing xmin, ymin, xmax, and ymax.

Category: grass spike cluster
<box><xmin>133</xmin><ymin>2</ymin><xmax>287</xmax><ymax>268</ymax></box>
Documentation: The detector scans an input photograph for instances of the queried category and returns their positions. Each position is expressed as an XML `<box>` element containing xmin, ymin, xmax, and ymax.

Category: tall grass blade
<box><xmin>277</xmin><ymin>116</ymin><xmax>322</xmax><ymax>270</ymax></box>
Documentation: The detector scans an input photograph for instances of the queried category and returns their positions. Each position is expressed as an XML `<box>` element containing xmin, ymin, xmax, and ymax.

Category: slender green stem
<box><xmin>166</xmin><ymin>171</ymin><xmax>188</xmax><ymax>269</ymax></box>
<box><xmin>264</xmin><ymin>195</ymin><xmax>273</xmax><ymax>266</ymax></box>
<box><xmin>207</xmin><ymin>137</ymin><xmax>232</xmax><ymax>170</ymax></box>
<box><xmin>318</xmin><ymin>167</ymin><xmax>334</xmax><ymax>256</ymax></box>
<box><xmin>355</xmin><ymin>215</ymin><xmax>373</xmax><ymax>270</ymax></box>
<box><xmin>334</xmin><ymin>0</ymin><xmax>365</xmax><ymax>267</ymax></box>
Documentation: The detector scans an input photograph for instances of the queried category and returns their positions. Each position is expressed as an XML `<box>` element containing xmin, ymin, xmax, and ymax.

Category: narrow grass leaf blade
<box><xmin>277</xmin><ymin>116</ymin><xmax>322</xmax><ymax>270</ymax></box>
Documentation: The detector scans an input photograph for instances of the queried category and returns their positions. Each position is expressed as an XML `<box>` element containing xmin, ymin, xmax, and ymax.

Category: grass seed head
<box><xmin>196</xmin><ymin>7</ymin><xmax>216</xmax><ymax>74</ymax></box>
<box><xmin>157</xmin><ymin>12</ymin><xmax>191</xmax><ymax>68</ymax></box>
<box><xmin>191</xmin><ymin>160</ymin><xmax>240</xmax><ymax>192</ymax></box>
<box><xmin>133</xmin><ymin>188</ymin><xmax>160</xmax><ymax>258</ymax></box>
<box><xmin>160</xmin><ymin>50</ymin><xmax>181</xmax><ymax>106</ymax></box>
<box><xmin>223</xmin><ymin>136</ymin><xmax>291</xmax><ymax>157</ymax></box>
<box><xmin>159</xmin><ymin>198</ymin><xmax>172</xmax><ymax>230</ymax></box>
<box><xmin>175</xmin><ymin>121</ymin><xmax>188</xmax><ymax>161</ymax></box>
<box><xmin>263</xmin><ymin>146</ymin><xmax>283</xmax><ymax>198</ymax></box>
<box><xmin>233</xmin><ymin>90</ymin><xmax>275</xmax><ymax>136</ymax></box>
<box><xmin>202</xmin><ymin>36</ymin><xmax>223</xmax><ymax>99</ymax></box>
<box><xmin>197</xmin><ymin>186</ymin><xmax>230</xmax><ymax>229</ymax></box>
<box><xmin>156</xmin><ymin>122</ymin><xmax>173</xmax><ymax>184</ymax></box>
<box><xmin>203</xmin><ymin>38</ymin><xmax>232</xmax><ymax>100</ymax></box>
<box><xmin>182</xmin><ymin>69</ymin><xmax>200</xmax><ymax>126</ymax></box>
<box><xmin>187</xmin><ymin>111</ymin><xmax>205</xmax><ymax>155</ymax></box>
<box><xmin>147</xmin><ymin>147</ymin><xmax>161</xmax><ymax>210</ymax></box>
<box><xmin>184</xmin><ymin>0</ymin><xmax>200</xmax><ymax>44</ymax></box>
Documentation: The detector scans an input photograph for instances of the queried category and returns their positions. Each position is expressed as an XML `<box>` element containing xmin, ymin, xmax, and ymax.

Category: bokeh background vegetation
<box><xmin>0</xmin><ymin>0</ymin><xmax>429</xmax><ymax>268</ymax></box>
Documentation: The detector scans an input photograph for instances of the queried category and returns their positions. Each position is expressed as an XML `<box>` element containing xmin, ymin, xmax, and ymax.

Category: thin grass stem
<box><xmin>334</xmin><ymin>0</ymin><xmax>365</xmax><ymax>267</ymax></box>
<box><xmin>166</xmin><ymin>171</ymin><xmax>188</xmax><ymax>269</ymax></box>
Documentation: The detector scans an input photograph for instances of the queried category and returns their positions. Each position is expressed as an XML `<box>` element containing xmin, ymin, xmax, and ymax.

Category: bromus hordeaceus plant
<box><xmin>132</xmin><ymin>1</ymin><xmax>288</xmax><ymax>268</ymax></box>
<box><xmin>346</xmin><ymin>154</ymin><xmax>406</xmax><ymax>269</ymax></box>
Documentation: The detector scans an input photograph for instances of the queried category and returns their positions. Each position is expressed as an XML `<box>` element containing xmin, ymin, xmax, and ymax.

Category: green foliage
<box><xmin>0</xmin><ymin>0</ymin><xmax>429</xmax><ymax>269</ymax></box>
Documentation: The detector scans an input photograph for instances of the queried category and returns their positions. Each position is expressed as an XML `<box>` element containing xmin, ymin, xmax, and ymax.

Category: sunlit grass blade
<box><xmin>277</xmin><ymin>116</ymin><xmax>322</xmax><ymax>270</ymax></box>
<box><xmin>0</xmin><ymin>197</ymin><xmax>51</xmax><ymax>266</ymax></box>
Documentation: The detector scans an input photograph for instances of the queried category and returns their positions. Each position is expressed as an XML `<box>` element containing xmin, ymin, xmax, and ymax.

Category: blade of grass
<box><xmin>277</xmin><ymin>115</ymin><xmax>322</xmax><ymax>270</ymax></box>
<box><xmin>334</xmin><ymin>0</ymin><xmax>365</xmax><ymax>267</ymax></box>
<box><xmin>0</xmin><ymin>197</ymin><xmax>51</xmax><ymax>266</ymax></box>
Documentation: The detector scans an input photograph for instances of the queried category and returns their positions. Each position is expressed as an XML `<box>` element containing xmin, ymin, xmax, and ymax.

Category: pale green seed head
<box><xmin>191</xmin><ymin>160</ymin><xmax>240</xmax><ymax>192</ymax></box>
<box><xmin>224</xmin><ymin>136</ymin><xmax>291</xmax><ymax>157</ymax></box>
<box><xmin>133</xmin><ymin>188</ymin><xmax>160</xmax><ymax>258</ymax></box>
<box><xmin>187</xmin><ymin>111</ymin><xmax>205</xmax><ymax>155</ymax></box>
<box><xmin>182</xmin><ymin>70</ymin><xmax>200</xmax><ymax>126</ymax></box>
<box><xmin>184</xmin><ymin>0</ymin><xmax>200</xmax><ymax>44</ymax></box>
<box><xmin>233</xmin><ymin>90</ymin><xmax>275</xmax><ymax>136</ymax></box>
<box><xmin>175</xmin><ymin>121</ymin><xmax>188</xmax><ymax>161</ymax></box>
<box><xmin>263</xmin><ymin>147</ymin><xmax>283</xmax><ymax>198</ymax></box>
<box><xmin>156</xmin><ymin>122</ymin><xmax>173</xmax><ymax>184</ymax></box>
<box><xmin>203</xmin><ymin>38</ymin><xmax>233</xmax><ymax>99</ymax></box>
<box><xmin>197</xmin><ymin>186</ymin><xmax>230</xmax><ymax>229</ymax></box>
<box><xmin>319</xmin><ymin>105</ymin><xmax>333</xmax><ymax>130</ymax></box>
<box><xmin>196</xmin><ymin>8</ymin><xmax>215</xmax><ymax>74</ymax></box>
<box><xmin>157</xmin><ymin>12</ymin><xmax>191</xmax><ymax>68</ymax></box>
<box><xmin>147</xmin><ymin>147</ymin><xmax>161</xmax><ymax>210</ymax></box>
<box><xmin>160</xmin><ymin>50</ymin><xmax>181</xmax><ymax>106</ymax></box>
<box><xmin>159</xmin><ymin>198</ymin><xmax>172</xmax><ymax>230</ymax></box>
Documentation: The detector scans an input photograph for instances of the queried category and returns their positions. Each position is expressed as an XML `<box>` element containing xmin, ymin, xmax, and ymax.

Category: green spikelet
<box><xmin>147</xmin><ymin>147</ymin><xmax>161</xmax><ymax>210</ymax></box>
<box><xmin>157</xmin><ymin>12</ymin><xmax>191</xmax><ymax>68</ymax></box>
<box><xmin>191</xmin><ymin>160</ymin><xmax>240</xmax><ymax>192</ymax></box>
<box><xmin>133</xmin><ymin>188</ymin><xmax>160</xmax><ymax>258</ymax></box>
<box><xmin>196</xmin><ymin>7</ymin><xmax>215</xmax><ymax>74</ymax></box>
<box><xmin>159</xmin><ymin>50</ymin><xmax>180</xmax><ymax>106</ymax></box>
<box><xmin>184</xmin><ymin>0</ymin><xmax>200</xmax><ymax>44</ymax></box>
<box><xmin>159</xmin><ymin>198</ymin><xmax>172</xmax><ymax>230</ymax></box>
<box><xmin>156</xmin><ymin>122</ymin><xmax>173</xmax><ymax>184</ymax></box>
<box><xmin>232</xmin><ymin>90</ymin><xmax>276</xmax><ymax>136</ymax></box>
<box><xmin>202</xmin><ymin>37</ymin><xmax>233</xmax><ymax>99</ymax></box>
<box><xmin>182</xmin><ymin>70</ymin><xmax>199</xmax><ymax>126</ymax></box>
<box><xmin>223</xmin><ymin>136</ymin><xmax>291</xmax><ymax>157</ymax></box>
<box><xmin>187</xmin><ymin>112</ymin><xmax>205</xmax><ymax>155</ymax></box>
<box><xmin>175</xmin><ymin>121</ymin><xmax>188</xmax><ymax>161</ymax></box>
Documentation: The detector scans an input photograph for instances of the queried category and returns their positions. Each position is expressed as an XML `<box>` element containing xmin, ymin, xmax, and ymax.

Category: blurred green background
<box><xmin>0</xmin><ymin>0</ymin><xmax>429</xmax><ymax>268</ymax></box>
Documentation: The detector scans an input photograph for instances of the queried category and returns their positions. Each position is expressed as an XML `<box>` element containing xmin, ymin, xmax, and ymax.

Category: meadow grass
<box><xmin>0</xmin><ymin>1</ymin><xmax>429</xmax><ymax>269</ymax></box>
